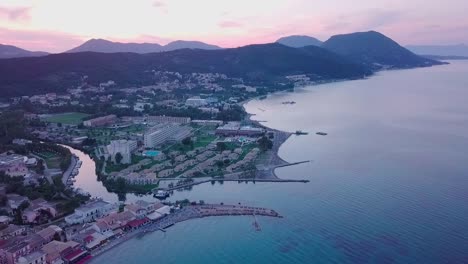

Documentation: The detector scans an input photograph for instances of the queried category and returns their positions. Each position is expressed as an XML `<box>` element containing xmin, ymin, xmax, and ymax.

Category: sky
<box><xmin>1</xmin><ymin>0</ymin><xmax>467</xmax><ymax>53</ymax></box>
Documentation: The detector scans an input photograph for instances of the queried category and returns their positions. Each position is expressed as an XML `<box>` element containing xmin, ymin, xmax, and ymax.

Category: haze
<box><xmin>1</xmin><ymin>0</ymin><xmax>467</xmax><ymax>52</ymax></box>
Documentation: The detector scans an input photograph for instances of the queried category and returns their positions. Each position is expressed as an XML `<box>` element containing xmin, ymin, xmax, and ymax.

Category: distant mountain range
<box><xmin>322</xmin><ymin>31</ymin><xmax>441</xmax><ymax>70</ymax></box>
<box><xmin>406</xmin><ymin>44</ymin><xmax>468</xmax><ymax>57</ymax></box>
<box><xmin>0</xmin><ymin>44</ymin><xmax>49</xmax><ymax>59</ymax></box>
<box><xmin>0</xmin><ymin>31</ymin><xmax>443</xmax><ymax>97</ymax></box>
<box><xmin>276</xmin><ymin>35</ymin><xmax>323</xmax><ymax>48</ymax></box>
<box><xmin>67</xmin><ymin>39</ymin><xmax>221</xmax><ymax>53</ymax></box>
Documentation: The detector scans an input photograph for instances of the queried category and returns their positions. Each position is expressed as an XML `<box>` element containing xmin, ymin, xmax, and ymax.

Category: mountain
<box><xmin>0</xmin><ymin>43</ymin><xmax>369</xmax><ymax>97</ymax></box>
<box><xmin>406</xmin><ymin>44</ymin><xmax>468</xmax><ymax>57</ymax></box>
<box><xmin>66</xmin><ymin>39</ymin><xmax>163</xmax><ymax>53</ymax></box>
<box><xmin>276</xmin><ymin>35</ymin><xmax>323</xmax><ymax>48</ymax></box>
<box><xmin>162</xmin><ymin>40</ymin><xmax>220</xmax><ymax>51</ymax></box>
<box><xmin>0</xmin><ymin>44</ymin><xmax>48</xmax><ymax>59</ymax></box>
<box><xmin>322</xmin><ymin>31</ymin><xmax>442</xmax><ymax>69</ymax></box>
<box><xmin>67</xmin><ymin>39</ymin><xmax>221</xmax><ymax>53</ymax></box>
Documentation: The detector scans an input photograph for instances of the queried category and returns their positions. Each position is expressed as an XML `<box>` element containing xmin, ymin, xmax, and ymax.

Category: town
<box><xmin>0</xmin><ymin>69</ymin><xmax>311</xmax><ymax>264</ymax></box>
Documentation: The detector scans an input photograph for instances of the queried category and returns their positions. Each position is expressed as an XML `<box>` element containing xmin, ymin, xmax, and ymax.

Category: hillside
<box><xmin>276</xmin><ymin>35</ymin><xmax>323</xmax><ymax>48</ymax></box>
<box><xmin>67</xmin><ymin>39</ymin><xmax>221</xmax><ymax>53</ymax></box>
<box><xmin>0</xmin><ymin>43</ymin><xmax>368</xmax><ymax>97</ymax></box>
<box><xmin>0</xmin><ymin>44</ymin><xmax>49</xmax><ymax>59</ymax></box>
<box><xmin>322</xmin><ymin>31</ymin><xmax>442</xmax><ymax>69</ymax></box>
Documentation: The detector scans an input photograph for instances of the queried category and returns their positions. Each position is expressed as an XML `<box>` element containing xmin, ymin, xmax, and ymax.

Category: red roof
<box><xmin>126</xmin><ymin>217</ymin><xmax>149</xmax><ymax>228</ymax></box>
<box><xmin>84</xmin><ymin>235</ymin><xmax>94</xmax><ymax>243</ymax></box>
<box><xmin>64</xmin><ymin>248</ymin><xmax>86</xmax><ymax>261</ymax></box>
<box><xmin>76</xmin><ymin>255</ymin><xmax>93</xmax><ymax>264</ymax></box>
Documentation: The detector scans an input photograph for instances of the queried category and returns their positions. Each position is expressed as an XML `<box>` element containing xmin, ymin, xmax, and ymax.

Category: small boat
<box><xmin>154</xmin><ymin>190</ymin><xmax>169</xmax><ymax>199</ymax></box>
<box><xmin>281</xmin><ymin>101</ymin><xmax>296</xmax><ymax>105</ymax></box>
<box><xmin>295</xmin><ymin>130</ymin><xmax>308</xmax><ymax>135</ymax></box>
<box><xmin>316</xmin><ymin>132</ymin><xmax>328</xmax><ymax>136</ymax></box>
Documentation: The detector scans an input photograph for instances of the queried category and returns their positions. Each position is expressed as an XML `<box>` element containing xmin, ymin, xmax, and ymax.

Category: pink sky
<box><xmin>1</xmin><ymin>0</ymin><xmax>467</xmax><ymax>53</ymax></box>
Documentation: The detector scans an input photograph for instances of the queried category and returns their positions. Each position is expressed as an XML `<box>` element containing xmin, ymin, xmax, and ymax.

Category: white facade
<box><xmin>185</xmin><ymin>97</ymin><xmax>207</xmax><ymax>107</ymax></box>
<box><xmin>144</xmin><ymin>125</ymin><xmax>191</xmax><ymax>148</ymax></box>
<box><xmin>65</xmin><ymin>200</ymin><xmax>115</xmax><ymax>225</ymax></box>
<box><xmin>107</xmin><ymin>140</ymin><xmax>137</xmax><ymax>164</ymax></box>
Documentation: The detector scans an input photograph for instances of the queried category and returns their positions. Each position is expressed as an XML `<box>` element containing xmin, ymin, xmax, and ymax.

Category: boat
<box><xmin>316</xmin><ymin>132</ymin><xmax>328</xmax><ymax>136</ymax></box>
<box><xmin>281</xmin><ymin>101</ymin><xmax>296</xmax><ymax>105</ymax></box>
<box><xmin>295</xmin><ymin>130</ymin><xmax>308</xmax><ymax>135</ymax></box>
<box><xmin>154</xmin><ymin>190</ymin><xmax>170</xmax><ymax>199</ymax></box>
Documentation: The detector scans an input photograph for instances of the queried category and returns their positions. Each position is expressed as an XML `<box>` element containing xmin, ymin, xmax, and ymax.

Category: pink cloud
<box><xmin>0</xmin><ymin>27</ymin><xmax>85</xmax><ymax>53</ymax></box>
<box><xmin>218</xmin><ymin>21</ymin><xmax>243</xmax><ymax>28</ymax></box>
<box><xmin>0</xmin><ymin>6</ymin><xmax>31</xmax><ymax>22</ymax></box>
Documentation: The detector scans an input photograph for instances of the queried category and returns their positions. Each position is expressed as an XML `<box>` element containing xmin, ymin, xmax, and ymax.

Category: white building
<box><xmin>185</xmin><ymin>96</ymin><xmax>207</xmax><ymax>107</ymax></box>
<box><xmin>65</xmin><ymin>200</ymin><xmax>115</xmax><ymax>225</ymax></box>
<box><xmin>144</xmin><ymin>125</ymin><xmax>192</xmax><ymax>148</ymax></box>
<box><xmin>133</xmin><ymin>102</ymin><xmax>153</xmax><ymax>112</ymax></box>
<box><xmin>107</xmin><ymin>140</ymin><xmax>137</xmax><ymax>164</ymax></box>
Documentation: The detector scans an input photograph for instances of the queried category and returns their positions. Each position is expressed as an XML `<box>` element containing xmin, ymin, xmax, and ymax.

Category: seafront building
<box><xmin>144</xmin><ymin>125</ymin><xmax>192</xmax><ymax>148</ymax></box>
<box><xmin>107</xmin><ymin>140</ymin><xmax>138</xmax><ymax>164</ymax></box>
<box><xmin>65</xmin><ymin>200</ymin><xmax>115</xmax><ymax>225</ymax></box>
<box><xmin>215</xmin><ymin>122</ymin><xmax>264</xmax><ymax>137</ymax></box>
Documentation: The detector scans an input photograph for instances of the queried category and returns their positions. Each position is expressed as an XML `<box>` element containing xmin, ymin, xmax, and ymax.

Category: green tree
<box><xmin>258</xmin><ymin>136</ymin><xmax>273</xmax><ymax>151</ymax></box>
<box><xmin>216</xmin><ymin>142</ymin><xmax>227</xmax><ymax>151</ymax></box>
<box><xmin>115</xmin><ymin>152</ymin><xmax>123</xmax><ymax>164</ymax></box>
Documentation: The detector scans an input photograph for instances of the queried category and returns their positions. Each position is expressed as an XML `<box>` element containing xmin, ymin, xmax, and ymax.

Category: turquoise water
<box><xmin>87</xmin><ymin>61</ymin><xmax>468</xmax><ymax>263</ymax></box>
<box><xmin>143</xmin><ymin>150</ymin><xmax>160</xmax><ymax>157</ymax></box>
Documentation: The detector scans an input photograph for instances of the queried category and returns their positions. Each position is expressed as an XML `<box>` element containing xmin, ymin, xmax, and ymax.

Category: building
<box><xmin>83</xmin><ymin>115</ymin><xmax>117</xmax><ymax>127</ymax></box>
<box><xmin>145</xmin><ymin>116</ymin><xmax>191</xmax><ymax>124</ymax></box>
<box><xmin>191</xmin><ymin>120</ymin><xmax>223</xmax><ymax>126</ymax></box>
<box><xmin>144</xmin><ymin>125</ymin><xmax>192</xmax><ymax>148</ymax></box>
<box><xmin>64</xmin><ymin>200</ymin><xmax>115</xmax><ymax>225</ymax></box>
<box><xmin>17</xmin><ymin>250</ymin><xmax>46</xmax><ymax>264</ymax></box>
<box><xmin>41</xmin><ymin>240</ymin><xmax>80</xmax><ymax>264</ymax></box>
<box><xmin>106</xmin><ymin>140</ymin><xmax>137</xmax><ymax>164</ymax></box>
<box><xmin>215</xmin><ymin>122</ymin><xmax>264</xmax><ymax>137</ymax></box>
<box><xmin>185</xmin><ymin>96</ymin><xmax>207</xmax><ymax>107</ymax></box>
<box><xmin>133</xmin><ymin>102</ymin><xmax>153</xmax><ymax>112</ymax></box>
<box><xmin>7</xmin><ymin>195</ymin><xmax>29</xmax><ymax>210</ymax></box>
<box><xmin>0</xmin><ymin>225</ymin><xmax>26</xmax><ymax>239</ymax></box>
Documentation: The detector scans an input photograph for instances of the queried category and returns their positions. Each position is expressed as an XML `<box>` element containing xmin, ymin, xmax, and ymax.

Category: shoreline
<box><xmin>90</xmin><ymin>204</ymin><xmax>282</xmax><ymax>260</ymax></box>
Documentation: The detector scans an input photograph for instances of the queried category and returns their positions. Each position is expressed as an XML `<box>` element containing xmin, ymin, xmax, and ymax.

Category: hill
<box><xmin>276</xmin><ymin>35</ymin><xmax>323</xmax><ymax>48</ymax></box>
<box><xmin>0</xmin><ymin>44</ymin><xmax>49</xmax><ymax>59</ymax></box>
<box><xmin>67</xmin><ymin>39</ymin><xmax>221</xmax><ymax>53</ymax></box>
<box><xmin>406</xmin><ymin>44</ymin><xmax>468</xmax><ymax>57</ymax></box>
<box><xmin>322</xmin><ymin>31</ymin><xmax>442</xmax><ymax>69</ymax></box>
<box><xmin>0</xmin><ymin>43</ymin><xmax>369</xmax><ymax>97</ymax></box>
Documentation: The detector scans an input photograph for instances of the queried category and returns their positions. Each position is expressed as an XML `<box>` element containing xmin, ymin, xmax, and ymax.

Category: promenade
<box><xmin>91</xmin><ymin>204</ymin><xmax>281</xmax><ymax>257</ymax></box>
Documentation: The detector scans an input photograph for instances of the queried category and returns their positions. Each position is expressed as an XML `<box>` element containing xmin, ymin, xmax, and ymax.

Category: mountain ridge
<box><xmin>276</xmin><ymin>35</ymin><xmax>323</xmax><ymax>48</ymax></box>
<box><xmin>0</xmin><ymin>44</ymin><xmax>49</xmax><ymax>59</ymax></box>
<box><xmin>67</xmin><ymin>39</ymin><xmax>221</xmax><ymax>53</ymax></box>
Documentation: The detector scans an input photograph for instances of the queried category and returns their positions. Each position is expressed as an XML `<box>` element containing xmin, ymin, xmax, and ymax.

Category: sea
<box><xmin>77</xmin><ymin>60</ymin><xmax>468</xmax><ymax>263</ymax></box>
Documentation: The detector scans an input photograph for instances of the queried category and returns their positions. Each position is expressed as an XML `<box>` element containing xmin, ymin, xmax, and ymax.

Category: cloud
<box><xmin>322</xmin><ymin>9</ymin><xmax>403</xmax><ymax>32</ymax></box>
<box><xmin>0</xmin><ymin>6</ymin><xmax>31</xmax><ymax>22</ymax></box>
<box><xmin>0</xmin><ymin>27</ymin><xmax>85</xmax><ymax>53</ymax></box>
<box><xmin>152</xmin><ymin>1</ymin><xmax>166</xmax><ymax>8</ymax></box>
<box><xmin>218</xmin><ymin>21</ymin><xmax>243</xmax><ymax>28</ymax></box>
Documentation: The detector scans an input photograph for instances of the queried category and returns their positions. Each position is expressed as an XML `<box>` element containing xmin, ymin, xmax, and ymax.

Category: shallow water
<box><xmin>87</xmin><ymin>61</ymin><xmax>468</xmax><ymax>263</ymax></box>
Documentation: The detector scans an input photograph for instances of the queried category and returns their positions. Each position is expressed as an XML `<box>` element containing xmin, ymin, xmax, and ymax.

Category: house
<box><xmin>22</xmin><ymin>199</ymin><xmax>57</xmax><ymax>224</ymax></box>
<box><xmin>41</xmin><ymin>240</ymin><xmax>80</xmax><ymax>264</ymax></box>
<box><xmin>7</xmin><ymin>194</ymin><xmax>29</xmax><ymax>210</ymax></box>
<box><xmin>95</xmin><ymin>211</ymin><xmax>135</xmax><ymax>230</ymax></box>
<box><xmin>0</xmin><ymin>225</ymin><xmax>26</xmax><ymax>239</ymax></box>
<box><xmin>125</xmin><ymin>217</ymin><xmax>150</xmax><ymax>230</ymax></box>
<box><xmin>64</xmin><ymin>200</ymin><xmax>115</xmax><ymax>225</ymax></box>
<box><xmin>17</xmin><ymin>250</ymin><xmax>46</xmax><ymax>264</ymax></box>
<box><xmin>0</xmin><ymin>237</ymin><xmax>31</xmax><ymax>264</ymax></box>
<box><xmin>36</xmin><ymin>226</ymin><xmax>63</xmax><ymax>243</ymax></box>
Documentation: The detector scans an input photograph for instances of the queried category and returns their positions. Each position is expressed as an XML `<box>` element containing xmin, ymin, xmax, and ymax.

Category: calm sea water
<box><xmin>87</xmin><ymin>61</ymin><xmax>468</xmax><ymax>263</ymax></box>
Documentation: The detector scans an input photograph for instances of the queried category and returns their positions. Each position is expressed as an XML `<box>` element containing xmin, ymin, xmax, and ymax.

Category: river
<box><xmin>71</xmin><ymin>61</ymin><xmax>468</xmax><ymax>263</ymax></box>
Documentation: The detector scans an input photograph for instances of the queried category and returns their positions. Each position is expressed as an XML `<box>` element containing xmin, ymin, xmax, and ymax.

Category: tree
<box><xmin>258</xmin><ymin>136</ymin><xmax>273</xmax><ymax>151</ymax></box>
<box><xmin>182</xmin><ymin>137</ymin><xmax>192</xmax><ymax>146</ymax></box>
<box><xmin>216</xmin><ymin>142</ymin><xmax>227</xmax><ymax>151</ymax></box>
<box><xmin>35</xmin><ymin>159</ymin><xmax>45</xmax><ymax>174</ymax></box>
<box><xmin>115</xmin><ymin>152</ymin><xmax>123</xmax><ymax>164</ymax></box>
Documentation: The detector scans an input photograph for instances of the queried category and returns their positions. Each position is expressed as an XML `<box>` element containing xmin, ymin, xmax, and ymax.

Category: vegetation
<box><xmin>42</xmin><ymin>112</ymin><xmax>90</xmax><ymax>125</ymax></box>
